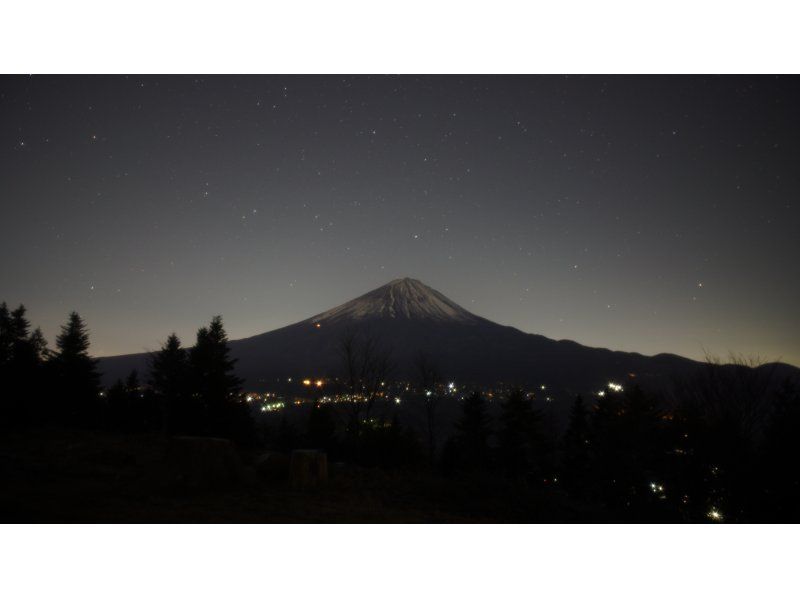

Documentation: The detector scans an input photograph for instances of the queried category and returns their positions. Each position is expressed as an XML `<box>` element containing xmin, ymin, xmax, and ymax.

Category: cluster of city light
<box><xmin>246</xmin><ymin>392</ymin><xmax>280</xmax><ymax>403</ymax></box>
<box><xmin>261</xmin><ymin>402</ymin><xmax>285</xmax><ymax>412</ymax></box>
<box><xmin>649</xmin><ymin>481</ymin><xmax>666</xmax><ymax>499</ymax></box>
<box><xmin>707</xmin><ymin>508</ymin><xmax>724</xmax><ymax>522</ymax></box>
<box><xmin>304</xmin><ymin>394</ymin><xmax>377</xmax><ymax>405</ymax></box>
<box><xmin>301</xmin><ymin>378</ymin><xmax>325</xmax><ymax>387</ymax></box>
<box><xmin>245</xmin><ymin>378</ymin><xmax>645</xmax><ymax>413</ymax></box>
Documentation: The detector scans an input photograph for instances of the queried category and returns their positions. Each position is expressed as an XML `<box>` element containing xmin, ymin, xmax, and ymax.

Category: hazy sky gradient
<box><xmin>1</xmin><ymin>75</ymin><xmax>798</xmax><ymax>365</ymax></box>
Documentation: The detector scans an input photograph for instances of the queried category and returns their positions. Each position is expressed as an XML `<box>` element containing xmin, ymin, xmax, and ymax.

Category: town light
<box><xmin>707</xmin><ymin>508</ymin><xmax>724</xmax><ymax>522</ymax></box>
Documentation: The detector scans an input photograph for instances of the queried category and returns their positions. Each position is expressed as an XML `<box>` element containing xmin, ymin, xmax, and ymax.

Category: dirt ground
<box><xmin>0</xmin><ymin>427</ymin><xmax>582</xmax><ymax>523</ymax></box>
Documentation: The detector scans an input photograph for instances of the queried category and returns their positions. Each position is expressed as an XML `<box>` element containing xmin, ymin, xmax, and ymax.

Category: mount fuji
<box><xmin>99</xmin><ymin>278</ymin><xmax>796</xmax><ymax>394</ymax></box>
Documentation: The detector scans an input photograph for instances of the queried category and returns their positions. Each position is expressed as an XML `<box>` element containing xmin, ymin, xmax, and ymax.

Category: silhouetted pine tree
<box><xmin>150</xmin><ymin>333</ymin><xmax>189</xmax><ymax>434</ymax></box>
<box><xmin>756</xmin><ymin>381</ymin><xmax>800</xmax><ymax>520</ymax></box>
<box><xmin>190</xmin><ymin>317</ymin><xmax>242</xmax><ymax>403</ymax></box>
<box><xmin>665</xmin><ymin>359</ymin><xmax>776</xmax><ymax>522</ymax></box>
<box><xmin>0</xmin><ymin>303</ymin><xmax>49</xmax><ymax>428</ymax></box>
<box><xmin>1</xmin><ymin>304</ymin><xmax>19</xmax><ymax>415</ymax></box>
<box><xmin>357</xmin><ymin>413</ymin><xmax>422</xmax><ymax>469</ymax></box>
<box><xmin>590</xmin><ymin>386</ymin><xmax>667</xmax><ymax>517</ymax></box>
<box><xmin>29</xmin><ymin>327</ymin><xmax>48</xmax><ymax>362</ymax></box>
<box><xmin>275</xmin><ymin>414</ymin><xmax>299</xmax><ymax>452</ymax></box>
<box><xmin>50</xmin><ymin>311</ymin><xmax>101</xmax><ymax>425</ymax></box>
<box><xmin>498</xmin><ymin>388</ymin><xmax>546</xmax><ymax>478</ymax></box>
<box><xmin>9</xmin><ymin>305</ymin><xmax>30</xmax><ymax>348</ymax></box>
<box><xmin>562</xmin><ymin>395</ymin><xmax>590</xmax><ymax>494</ymax></box>
<box><xmin>107</xmin><ymin>369</ymin><xmax>154</xmax><ymax>432</ymax></box>
<box><xmin>416</xmin><ymin>351</ymin><xmax>442</xmax><ymax>465</ymax></box>
<box><xmin>0</xmin><ymin>303</ymin><xmax>11</xmax><ymax>367</ymax></box>
<box><xmin>451</xmin><ymin>390</ymin><xmax>492</xmax><ymax>472</ymax></box>
<box><xmin>307</xmin><ymin>401</ymin><xmax>337</xmax><ymax>453</ymax></box>
<box><xmin>189</xmin><ymin>316</ymin><xmax>250</xmax><ymax>440</ymax></box>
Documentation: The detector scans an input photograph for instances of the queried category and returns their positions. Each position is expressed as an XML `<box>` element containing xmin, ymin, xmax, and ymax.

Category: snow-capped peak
<box><xmin>309</xmin><ymin>278</ymin><xmax>477</xmax><ymax>324</ymax></box>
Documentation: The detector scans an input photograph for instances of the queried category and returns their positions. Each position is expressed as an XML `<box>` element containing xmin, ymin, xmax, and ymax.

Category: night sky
<box><xmin>1</xmin><ymin>75</ymin><xmax>798</xmax><ymax>365</ymax></box>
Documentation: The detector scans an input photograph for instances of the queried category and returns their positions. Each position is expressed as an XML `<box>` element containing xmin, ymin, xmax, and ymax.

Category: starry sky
<box><xmin>1</xmin><ymin>75</ymin><xmax>798</xmax><ymax>365</ymax></box>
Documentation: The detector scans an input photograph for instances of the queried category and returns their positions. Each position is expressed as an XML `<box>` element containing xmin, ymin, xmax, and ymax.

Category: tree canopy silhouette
<box><xmin>188</xmin><ymin>316</ymin><xmax>249</xmax><ymax>440</ymax></box>
<box><xmin>498</xmin><ymin>388</ymin><xmax>546</xmax><ymax>478</ymax></box>
<box><xmin>0</xmin><ymin>303</ymin><xmax>48</xmax><ymax>427</ymax></box>
<box><xmin>150</xmin><ymin>333</ymin><xmax>189</xmax><ymax>434</ymax></box>
<box><xmin>49</xmin><ymin>311</ymin><xmax>100</xmax><ymax>425</ymax></box>
<box><xmin>447</xmin><ymin>390</ymin><xmax>492</xmax><ymax>472</ymax></box>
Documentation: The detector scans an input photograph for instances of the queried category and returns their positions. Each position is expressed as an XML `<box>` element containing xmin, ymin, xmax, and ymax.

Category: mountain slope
<box><xmin>309</xmin><ymin>278</ymin><xmax>478</xmax><ymax>324</ymax></box>
<box><xmin>98</xmin><ymin>278</ymin><xmax>798</xmax><ymax>394</ymax></box>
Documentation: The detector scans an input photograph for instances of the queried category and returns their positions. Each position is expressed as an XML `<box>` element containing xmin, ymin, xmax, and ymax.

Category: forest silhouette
<box><xmin>1</xmin><ymin>301</ymin><xmax>799</xmax><ymax>523</ymax></box>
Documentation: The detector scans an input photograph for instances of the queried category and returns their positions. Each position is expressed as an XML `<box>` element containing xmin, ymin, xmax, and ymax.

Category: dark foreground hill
<box><xmin>0</xmin><ymin>427</ymin><xmax>577</xmax><ymax>523</ymax></box>
<box><xmin>99</xmin><ymin>278</ymin><xmax>798</xmax><ymax>394</ymax></box>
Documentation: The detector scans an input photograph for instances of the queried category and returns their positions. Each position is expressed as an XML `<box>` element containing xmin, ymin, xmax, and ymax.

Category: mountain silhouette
<box><xmin>99</xmin><ymin>278</ymin><xmax>798</xmax><ymax>394</ymax></box>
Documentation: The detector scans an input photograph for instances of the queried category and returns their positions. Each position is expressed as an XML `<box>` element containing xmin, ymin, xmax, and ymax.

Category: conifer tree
<box><xmin>0</xmin><ymin>302</ymin><xmax>11</xmax><ymax>367</ymax></box>
<box><xmin>9</xmin><ymin>305</ymin><xmax>30</xmax><ymax>344</ymax></box>
<box><xmin>562</xmin><ymin>395</ymin><xmax>591</xmax><ymax>493</ymax></box>
<box><xmin>190</xmin><ymin>316</ymin><xmax>242</xmax><ymax>404</ymax></box>
<box><xmin>757</xmin><ymin>382</ymin><xmax>800</xmax><ymax>520</ymax></box>
<box><xmin>307</xmin><ymin>401</ymin><xmax>337</xmax><ymax>452</ymax></box>
<box><xmin>29</xmin><ymin>327</ymin><xmax>48</xmax><ymax>362</ymax></box>
<box><xmin>189</xmin><ymin>316</ymin><xmax>248</xmax><ymax>439</ymax></box>
<box><xmin>1</xmin><ymin>304</ymin><xmax>48</xmax><ymax>427</ymax></box>
<box><xmin>452</xmin><ymin>390</ymin><xmax>492</xmax><ymax>471</ymax></box>
<box><xmin>0</xmin><ymin>303</ymin><xmax>16</xmax><ymax>424</ymax></box>
<box><xmin>106</xmin><ymin>369</ymin><xmax>150</xmax><ymax>432</ymax></box>
<box><xmin>590</xmin><ymin>386</ymin><xmax>665</xmax><ymax>512</ymax></box>
<box><xmin>51</xmin><ymin>311</ymin><xmax>100</xmax><ymax>424</ymax></box>
<box><xmin>498</xmin><ymin>387</ymin><xmax>546</xmax><ymax>477</ymax></box>
<box><xmin>150</xmin><ymin>333</ymin><xmax>189</xmax><ymax>434</ymax></box>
